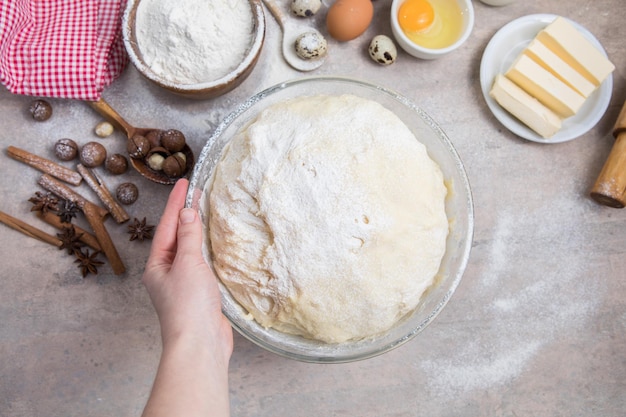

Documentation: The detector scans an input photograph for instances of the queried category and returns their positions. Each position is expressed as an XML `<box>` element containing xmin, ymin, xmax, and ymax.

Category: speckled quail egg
<box><xmin>368</xmin><ymin>35</ymin><xmax>398</xmax><ymax>65</ymax></box>
<box><xmin>291</xmin><ymin>0</ymin><xmax>322</xmax><ymax>17</ymax></box>
<box><xmin>295</xmin><ymin>31</ymin><xmax>328</xmax><ymax>60</ymax></box>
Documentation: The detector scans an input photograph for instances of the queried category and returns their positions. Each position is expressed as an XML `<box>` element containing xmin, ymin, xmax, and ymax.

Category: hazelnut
<box><xmin>95</xmin><ymin>121</ymin><xmax>114</xmax><ymax>137</ymax></box>
<box><xmin>80</xmin><ymin>141</ymin><xmax>107</xmax><ymax>167</ymax></box>
<box><xmin>173</xmin><ymin>151</ymin><xmax>186</xmax><ymax>164</ymax></box>
<box><xmin>160</xmin><ymin>129</ymin><xmax>186</xmax><ymax>153</ymax></box>
<box><xmin>29</xmin><ymin>99</ymin><xmax>52</xmax><ymax>121</ymax></box>
<box><xmin>54</xmin><ymin>138</ymin><xmax>79</xmax><ymax>161</ymax></box>
<box><xmin>105</xmin><ymin>153</ymin><xmax>129</xmax><ymax>175</ymax></box>
<box><xmin>127</xmin><ymin>134</ymin><xmax>151</xmax><ymax>159</ymax></box>
<box><xmin>162</xmin><ymin>153</ymin><xmax>187</xmax><ymax>177</ymax></box>
<box><xmin>145</xmin><ymin>147</ymin><xmax>170</xmax><ymax>171</ymax></box>
<box><xmin>116</xmin><ymin>182</ymin><xmax>139</xmax><ymax>205</ymax></box>
<box><xmin>145</xmin><ymin>129</ymin><xmax>164</xmax><ymax>148</ymax></box>
<box><xmin>147</xmin><ymin>153</ymin><xmax>165</xmax><ymax>171</ymax></box>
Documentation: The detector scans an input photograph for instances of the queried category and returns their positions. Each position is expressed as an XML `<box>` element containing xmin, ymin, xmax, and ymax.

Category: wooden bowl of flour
<box><xmin>123</xmin><ymin>0</ymin><xmax>265</xmax><ymax>99</ymax></box>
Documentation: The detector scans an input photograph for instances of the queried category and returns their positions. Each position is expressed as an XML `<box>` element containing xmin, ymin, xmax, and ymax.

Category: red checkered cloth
<box><xmin>0</xmin><ymin>0</ymin><xmax>128</xmax><ymax>101</ymax></box>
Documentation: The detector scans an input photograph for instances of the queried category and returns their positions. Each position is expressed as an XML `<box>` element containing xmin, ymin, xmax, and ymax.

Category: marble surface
<box><xmin>1</xmin><ymin>1</ymin><xmax>625</xmax><ymax>416</ymax></box>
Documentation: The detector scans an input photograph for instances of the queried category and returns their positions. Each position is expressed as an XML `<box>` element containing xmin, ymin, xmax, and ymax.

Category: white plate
<box><xmin>479</xmin><ymin>14</ymin><xmax>613</xmax><ymax>143</ymax></box>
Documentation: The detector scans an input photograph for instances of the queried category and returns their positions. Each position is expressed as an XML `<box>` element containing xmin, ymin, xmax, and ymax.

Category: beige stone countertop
<box><xmin>1</xmin><ymin>0</ymin><xmax>625</xmax><ymax>415</ymax></box>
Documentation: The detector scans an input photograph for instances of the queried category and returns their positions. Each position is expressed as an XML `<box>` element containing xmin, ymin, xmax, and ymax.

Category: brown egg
<box><xmin>326</xmin><ymin>0</ymin><xmax>374</xmax><ymax>42</ymax></box>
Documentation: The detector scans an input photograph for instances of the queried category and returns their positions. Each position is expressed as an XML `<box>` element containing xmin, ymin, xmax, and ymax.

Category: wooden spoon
<box><xmin>262</xmin><ymin>0</ymin><xmax>326</xmax><ymax>72</ymax></box>
<box><xmin>88</xmin><ymin>99</ymin><xmax>194</xmax><ymax>185</ymax></box>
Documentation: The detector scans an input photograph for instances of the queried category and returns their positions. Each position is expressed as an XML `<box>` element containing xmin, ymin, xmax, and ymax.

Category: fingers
<box><xmin>147</xmin><ymin>179</ymin><xmax>190</xmax><ymax>265</ymax></box>
<box><xmin>173</xmin><ymin>207</ymin><xmax>205</xmax><ymax>267</ymax></box>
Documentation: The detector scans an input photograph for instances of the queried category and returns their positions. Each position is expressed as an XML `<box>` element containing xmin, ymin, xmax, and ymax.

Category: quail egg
<box><xmin>368</xmin><ymin>35</ymin><xmax>398</xmax><ymax>65</ymax></box>
<box><xmin>295</xmin><ymin>31</ymin><xmax>328</xmax><ymax>60</ymax></box>
<box><xmin>291</xmin><ymin>0</ymin><xmax>322</xmax><ymax>17</ymax></box>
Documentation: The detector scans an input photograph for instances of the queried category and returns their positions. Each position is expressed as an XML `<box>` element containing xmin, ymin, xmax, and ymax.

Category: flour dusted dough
<box><xmin>208</xmin><ymin>94</ymin><xmax>448</xmax><ymax>343</ymax></box>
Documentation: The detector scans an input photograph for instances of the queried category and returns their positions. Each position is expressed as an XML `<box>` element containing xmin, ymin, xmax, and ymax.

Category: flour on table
<box><xmin>420</xmin><ymin>200</ymin><xmax>602</xmax><ymax>395</ymax></box>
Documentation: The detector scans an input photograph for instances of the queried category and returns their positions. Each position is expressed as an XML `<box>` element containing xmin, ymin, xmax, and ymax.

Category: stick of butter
<box><xmin>536</xmin><ymin>16</ymin><xmax>615</xmax><ymax>86</ymax></box>
<box><xmin>506</xmin><ymin>54</ymin><xmax>585</xmax><ymax>118</ymax></box>
<box><xmin>524</xmin><ymin>39</ymin><xmax>596</xmax><ymax>98</ymax></box>
<box><xmin>489</xmin><ymin>74</ymin><xmax>562</xmax><ymax>138</ymax></box>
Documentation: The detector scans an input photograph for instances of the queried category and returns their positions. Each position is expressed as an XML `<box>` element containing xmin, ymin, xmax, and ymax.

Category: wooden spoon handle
<box><xmin>88</xmin><ymin>99</ymin><xmax>136</xmax><ymax>138</ymax></box>
<box><xmin>262</xmin><ymin>0</ymin><xmax>286</xmax><ymax>29</ymax></box>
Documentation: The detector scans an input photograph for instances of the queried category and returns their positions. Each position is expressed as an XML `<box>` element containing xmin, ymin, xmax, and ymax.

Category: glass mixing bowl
<box><xmin>186</xmin><ymin>76</ymin><xmax>474</xmax><ymax>363</ymax></box>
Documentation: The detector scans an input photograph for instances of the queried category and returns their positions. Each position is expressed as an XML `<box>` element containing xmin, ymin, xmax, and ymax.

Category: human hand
<box><xmin>141</xmin><ymin>179</ymin><xmax>233</xmax><ymax>417</ymax></box>
<box><xmin>142</xmin><ymin>178</ymin><xmax>233</xmax><ymax>356</ymax></box>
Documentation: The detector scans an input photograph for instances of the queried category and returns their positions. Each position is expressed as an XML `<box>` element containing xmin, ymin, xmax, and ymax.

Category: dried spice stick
<box><xmin>76</xmin><ymin>164</ymin><xmax>130</xmax><ymax>224</ymax></box>
<box><xmin>36</xmin><ymin>211</ymin><xmax>101</xmax><ymax>251</ymax></box>
<box><xmin>38</xmin><ymin>174</ymin><xmax>125</xmax><ymax>275</ymax></box>
<box><xmin>7</xmin><ymin>146</ymin><xmax>82</xmax><ymax>186</ymax></box>
<box><xmin>0</xmin><ymin>210</ymin><xmax>62</xmax><ymax>248</ymax></box>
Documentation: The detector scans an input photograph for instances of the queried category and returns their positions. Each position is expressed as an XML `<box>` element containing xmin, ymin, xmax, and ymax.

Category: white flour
<box><xmin>135</xmin><ymin>0</ymin><xmax>254</xmax><ymax>84</ymax></box>
<box><xmin>421</xmin><ymin>195</ymin><xmax>602</xmax><ymax>395</ymax></box>
<box><xmin>208</xmin><ymin>94</ymin><xmax>449</xmax><ymax>343</ymax></box>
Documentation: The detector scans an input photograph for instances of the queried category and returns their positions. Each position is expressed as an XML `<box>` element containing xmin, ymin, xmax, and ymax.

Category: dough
<box><xmin>207</xmin><ymin>94</ymin><xmax>448</xmax><ymax>343</ymax></box>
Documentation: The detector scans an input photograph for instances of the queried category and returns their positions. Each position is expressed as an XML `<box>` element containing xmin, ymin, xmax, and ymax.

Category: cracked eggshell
<box><xmin>369</xmin><ymin>35</ymin><xmax>398</xmax><ymax>65</ymax></box>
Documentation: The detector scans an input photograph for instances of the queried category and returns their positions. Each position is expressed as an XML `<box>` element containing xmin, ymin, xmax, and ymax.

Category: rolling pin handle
<box><xmin>590</xmin><ymin>100</ymin><xmax>626</xmax><ymax>208</ymax></box>
<box><xmin>612</xmin><ymin>100</ymin><xmax>626</xmax><ymax>138</ymax></box>
<box><xmin>590</xmin><ymin>133</ymin><xmax>626</xmax><ymax>208</ymax></box>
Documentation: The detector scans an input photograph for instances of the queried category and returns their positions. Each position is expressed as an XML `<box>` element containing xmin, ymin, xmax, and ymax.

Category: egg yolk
<box><xmin>398</xmin><ymin>0</ymin><xmax>435</xmax><ymax>33</ymax></box>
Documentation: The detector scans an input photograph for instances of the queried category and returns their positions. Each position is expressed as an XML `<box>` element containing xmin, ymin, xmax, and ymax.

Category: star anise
<box><xmin>57</xmin><ymin>199</ymin><xmax>80</xmax><ymax>224</ymax></box>
<box><xmin>128</xmin><ymin>217</ymin><xmax>155</xmax><ymax>241</ymax></box>
<box><xmin>74</xmin><ymin>249</ymin><xmax>105</xmax><ymax>278</ymax></box>
<box><xmin>28</xmin><ymin>191</ymin><xmax>59</xmax><ymax>214</ymax></box>
<box><xmin>57</xmin><ymin>226</ymin><xmax>84</xmax><ymax>255</ymax></box>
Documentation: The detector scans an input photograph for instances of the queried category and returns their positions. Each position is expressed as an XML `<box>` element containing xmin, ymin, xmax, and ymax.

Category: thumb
<box><xmin>174</xmin><ymin>208</ymin><xmax>204</xmax><ymax>264</ymax></box>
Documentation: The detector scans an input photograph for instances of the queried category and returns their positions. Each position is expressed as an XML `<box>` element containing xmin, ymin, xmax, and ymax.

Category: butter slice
<box><xmin>506</xmin><ymin>54</ymin><xmax>585</xmax><ymax>118</ymax></box>
<box><xmin>490</xmin><ymin>74</ymin><xmax>562</xmax><ymax>138</ymax></box>
<box><xmin>536</xmin><ymin>16</ymin><xmax>615</xmax><ymax>86</ymax></box>
<box><xmin>523</xmin><ymin>39</ymin><xmax>596</xmax><ymax>98</ymax></box>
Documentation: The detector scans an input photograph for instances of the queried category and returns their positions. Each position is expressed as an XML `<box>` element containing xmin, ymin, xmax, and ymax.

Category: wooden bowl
<box><xmin>122</xmin><ymin>0</ymin><xmax>265</xmax><ymax>99</ymax></box>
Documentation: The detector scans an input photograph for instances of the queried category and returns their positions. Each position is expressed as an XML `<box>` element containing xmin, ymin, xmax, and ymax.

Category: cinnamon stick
<box><xmin>7</xmin><ymin>146</ymin><xmax>82</xmax><ymax>186</ymax></box>
<box><xmin>36</xmin><ymin>211</ymin><xmax>102</xmax><ymax>251</ymax></box>
<box><xmin>77</xmin><ymin>164</ymin><xmax>130</xmax><ymax>224</ymax></box>
<box><xmin>38</xmin><ymin>174</ymin><xmax>125</xmax><ymax>275</ymax></box>
<box><xmin>0</xmin><ymin>210</ymin><xmax>62</xmax><ymax>248</ymax></box>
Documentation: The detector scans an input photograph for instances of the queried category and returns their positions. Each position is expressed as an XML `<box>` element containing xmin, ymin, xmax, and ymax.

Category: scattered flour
<box><xmin>420</xmin><ymin>195</ymin><xmax>603</xmax><ymax>394</ymax></box>
<box><xmin>135</xmin><ymin>0</ymin><xmax>254</xmax><ymax>84</ymax></box>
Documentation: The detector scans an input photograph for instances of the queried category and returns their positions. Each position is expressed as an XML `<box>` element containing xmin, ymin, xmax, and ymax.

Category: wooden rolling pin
<box><xmin>590</xmin><ymin>101</ymin><xmax>626</xmax><ymax>208</ymax></box>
